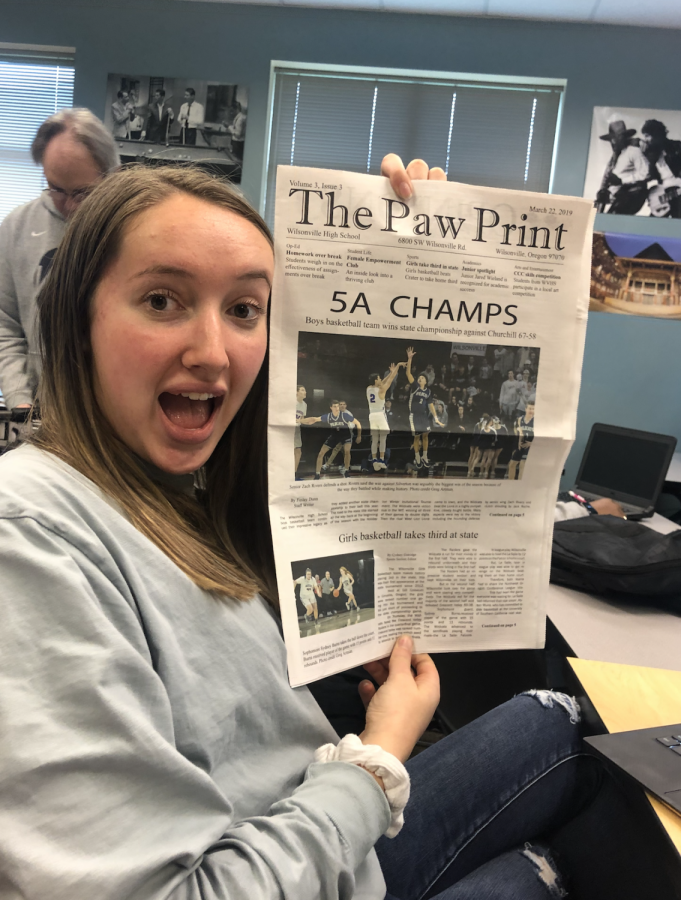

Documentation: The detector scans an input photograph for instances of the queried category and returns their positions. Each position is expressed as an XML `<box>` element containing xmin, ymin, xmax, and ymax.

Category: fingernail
<box><xmin>399</xmin><ymin>635</ymin><xmax>412</xmax><ymax>649</ymax></box>
<box><xmin>399</xmin><ymin>181</ymin><xmax>412</xmax><ymax>200</ymax></box>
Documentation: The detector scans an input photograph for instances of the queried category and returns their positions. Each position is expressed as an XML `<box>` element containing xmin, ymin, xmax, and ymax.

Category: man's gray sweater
<box><xmin>0</xmin><ymin>194</ymin><xmax>65</xmax><ymax>406</ymax></box>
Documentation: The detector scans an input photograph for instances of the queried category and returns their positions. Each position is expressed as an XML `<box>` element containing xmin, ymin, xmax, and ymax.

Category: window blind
<box><xmin>0</xmin><ymin>49</ymin><xmax>75</xmax><ymax>222</ymax></box>
<box><xmin>264</xmin><ymin>65</ymin><xmax>563</xmax><ymax>227</ymax></box>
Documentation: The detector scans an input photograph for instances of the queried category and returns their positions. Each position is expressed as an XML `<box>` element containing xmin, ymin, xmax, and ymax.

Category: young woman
<box><xmin>339</xmin><ymin>565</ymin><xmax>359</xmax><ymax>612</ymax></box>
<box><xmin>294</xmin><ymin>567</ymin><xmax>321</xmax><ymax>622</ymax></box>
<box><xmin>0</xmin><ymin>155</ymin><xmax>627</xmax><ymax>900</ymax></box>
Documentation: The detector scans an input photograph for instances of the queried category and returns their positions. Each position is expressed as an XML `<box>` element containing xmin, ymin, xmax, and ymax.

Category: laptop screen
<box><xmin>578</xmin><ymin>428</ymin><xmax>674</xmax><ymax>503</ymax></box>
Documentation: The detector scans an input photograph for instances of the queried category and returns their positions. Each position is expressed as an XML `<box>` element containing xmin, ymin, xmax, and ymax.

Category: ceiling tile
<box><xmin>382</xmin><ymin>0</ymin><xmax>487</xmax><ymax>13</ymax></box>
<box><xmin>594</xmin><ymin>0</ymin><xmax>681</xmax><ymax>28</ymax></box>
<box><xmin>177</xmin><ymin>0</ymin><xmax>284</xmax><ymax>4</ymax></box>
<box><xmin>486</xmin><ymin>0</ymin><xmax>597</xmax><ymax>21</ymax></box>
<box><xmin>173</xmin><ymin>0</ymin><xmax>681</xmax><ymax>28</ymax></box>
<box><xmin>281</xmin><ymin>0</ymin><xmax>381</xmax><ymax>6</ymax></box>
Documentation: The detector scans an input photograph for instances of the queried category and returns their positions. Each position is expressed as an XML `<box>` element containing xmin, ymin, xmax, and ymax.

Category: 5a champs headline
<box><xmin>285</xmin><ymin>185</ymin><xmax>574</xmax><ymax>328</ymax></box>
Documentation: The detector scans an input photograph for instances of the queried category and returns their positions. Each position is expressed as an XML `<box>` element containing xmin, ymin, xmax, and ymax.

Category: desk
<box><xmin>547</xmin><ymin>513</ymin><xmax>681</xmax><ymax>671</ymax></box>
<box><xmin>569</xmin><ymin>657</ymin><xmax>681</xmax><ymax>855</ymax></box>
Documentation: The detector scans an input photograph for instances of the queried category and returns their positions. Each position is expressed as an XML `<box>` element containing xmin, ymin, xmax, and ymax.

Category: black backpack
<box><xmin>551</xmin><ymin>515</ymin><xmax>681</xmax><ymax>611</ymax></box>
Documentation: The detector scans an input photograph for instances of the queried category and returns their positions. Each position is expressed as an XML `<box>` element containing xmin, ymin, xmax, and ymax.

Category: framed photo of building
<box><xmin>590</xmin><ymin>232</ymin><xmax>681</xmax><ymax>318</ymax></box>
<box><xmin>583</xmin><ymin>106</ymin><xmax>681</xmax><ymax>218</ymax></box>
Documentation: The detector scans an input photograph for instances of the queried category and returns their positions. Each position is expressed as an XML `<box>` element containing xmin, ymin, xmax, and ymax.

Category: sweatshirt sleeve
<box><xmin>0</xmin><ymin>217</ymin><xmax>33</xmax><ymax>406</ymax></box>
<box><xmin>0</xmin><ymin>514</ymin><xmax>390</xmax><ymax>900</ymax></box>
<box><xmin>554</xmin><ymin>500</ymin><xmax>589</xmax><ymax>522</ymax></box>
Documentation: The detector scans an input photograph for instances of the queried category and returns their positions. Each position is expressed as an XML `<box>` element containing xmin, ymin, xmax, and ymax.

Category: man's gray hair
<box><xmin>31</xmin><ymin>108</ymin><xmax>120</xmax><ymax>174</ymax></box>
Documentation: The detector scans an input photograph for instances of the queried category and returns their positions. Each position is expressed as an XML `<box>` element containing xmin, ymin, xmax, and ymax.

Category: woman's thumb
<box><xmin>389</xmin><ymin>634</ymin><xmax>414</xmax><ymax>673</ymax></box>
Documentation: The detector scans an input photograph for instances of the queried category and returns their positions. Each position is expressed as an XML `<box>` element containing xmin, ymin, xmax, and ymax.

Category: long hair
<box><xmin>34</xmin><ymin>165</ymin><xmax>277</xmax><ymax>606</ymax></box>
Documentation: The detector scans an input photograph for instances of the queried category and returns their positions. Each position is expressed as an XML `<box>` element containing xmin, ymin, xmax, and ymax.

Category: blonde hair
<box><xmin>34</xmin><ymin>165</ymin><xmax>276</xmax><ymax>605</ymax></box>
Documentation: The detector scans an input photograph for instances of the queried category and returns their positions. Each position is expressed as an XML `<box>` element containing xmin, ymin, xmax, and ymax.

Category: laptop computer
<box><xmin>573</xmin><ymin>423</ymin><xmax>677</xmax><ymax>520</ymax></box>
<box><xmin>586</xmin><ymin>725</ymin><xmax>681</xmax><ymax>817</ymax></box>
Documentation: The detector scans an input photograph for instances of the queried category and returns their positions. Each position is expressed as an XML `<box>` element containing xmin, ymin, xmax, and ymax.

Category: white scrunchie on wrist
<box><xmin>314</xmin><ymin>733</ymin><xmax>410</xmax><ymax>837</ymax></box>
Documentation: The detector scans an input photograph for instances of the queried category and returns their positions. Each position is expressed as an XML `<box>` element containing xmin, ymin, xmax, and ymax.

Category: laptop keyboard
<box><xmin>656</xmin><ymin>735</ymin><xmax>681</xmax><ymax>756</ymax></box>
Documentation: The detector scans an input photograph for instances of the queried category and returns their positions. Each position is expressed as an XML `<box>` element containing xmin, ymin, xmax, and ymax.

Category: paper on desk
<box><xmin>267</xmin><ymin>166</ymin><xmax>595</xmax><ymax>686</ymax></box>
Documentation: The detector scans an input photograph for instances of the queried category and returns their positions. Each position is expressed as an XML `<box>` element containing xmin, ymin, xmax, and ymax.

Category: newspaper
<box><xmin>268</xmin><ymin>165</ymin><xmax>595</xmax><ymax>687</ymax></box>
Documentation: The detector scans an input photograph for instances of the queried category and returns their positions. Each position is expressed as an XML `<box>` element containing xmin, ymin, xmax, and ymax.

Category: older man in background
<box><xmin>0</xmin><ymin>108</ymin><xmax>120</xmax><ymax>409</ymax></box>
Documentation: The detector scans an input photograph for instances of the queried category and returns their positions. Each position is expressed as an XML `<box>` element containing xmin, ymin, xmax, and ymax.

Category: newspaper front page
<box><xmin>268</xmin><ymin>166</ymin><xmax>595</xmax><ymax>687</ymax></box>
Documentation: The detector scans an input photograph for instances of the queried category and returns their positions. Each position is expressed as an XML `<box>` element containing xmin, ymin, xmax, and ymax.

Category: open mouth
<box><xmin>158</xmin><ymin>391</ymin><xmax>222</xmax><ymax>430</ymax></box>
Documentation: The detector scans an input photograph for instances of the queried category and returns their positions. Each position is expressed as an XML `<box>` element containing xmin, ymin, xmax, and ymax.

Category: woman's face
<box><xmin>418</xmin><ymin>374</ymin><xmax>427</xmax><ymax>388</ymax></box>
<box><xmin>90</xmin><ymin>193</ymin><xmax>274</xmax><ymax>474</ymax></box>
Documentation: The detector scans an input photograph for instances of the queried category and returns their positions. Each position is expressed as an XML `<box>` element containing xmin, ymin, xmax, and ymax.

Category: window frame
<box><xmin>0</xmin><ymin>42</ymin><xmax>75</xmax><ymax>223</ymax></box>
<box><xmin>261</xmin><ymin>60</ymin><xmax>566</xmax><ymax>221</ymax></box>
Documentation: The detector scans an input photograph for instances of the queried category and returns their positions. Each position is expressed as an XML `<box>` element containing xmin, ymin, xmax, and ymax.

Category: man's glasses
<box><xmin>44</xmin><ymin>183</ymin><xmax>96</xmax><ymax>205</ymax></box>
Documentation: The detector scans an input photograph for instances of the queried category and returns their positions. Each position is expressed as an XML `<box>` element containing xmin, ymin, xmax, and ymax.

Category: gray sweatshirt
<box><xmin>0</xmin><ymin>194</ymin><xmax>65</xmax><ymax>406</ymax></box>
<box><xmin>0</xmin><ymin>445</ymin><xmax>389</xmax><ymax>900</ymax></box>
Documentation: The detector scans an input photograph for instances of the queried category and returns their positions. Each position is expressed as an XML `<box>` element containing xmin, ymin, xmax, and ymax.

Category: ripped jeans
<box><xmin>376</xmin><ymin>691</ymin><xmax>599</xmax><ymax>899</ymax></box>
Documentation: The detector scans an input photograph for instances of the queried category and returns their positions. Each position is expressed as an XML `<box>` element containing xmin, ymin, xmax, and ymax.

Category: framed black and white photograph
<box><xmin>583</xmin><ymin>106</ymin><xmax>681</xmax><ymax>218</ymax></box>
<box><xmin>104</xmin><ymin>73</ymin><xmax>248</xmax><ymax>181</ymax></box>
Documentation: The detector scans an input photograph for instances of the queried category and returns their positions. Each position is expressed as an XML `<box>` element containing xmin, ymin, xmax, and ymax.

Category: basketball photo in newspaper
<box><xmin>295</xmin><ymin>333</ymin><xmax>539</xmax><ymax>481</ymax></box>
<box><xmin>291</xmin><ymin>550</ymin><xmax>375</xmax><ymax>639</ymax></box>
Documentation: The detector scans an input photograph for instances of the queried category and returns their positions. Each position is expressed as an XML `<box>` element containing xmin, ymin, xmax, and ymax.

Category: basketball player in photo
<box><xmin>294</xmin><ymin>385</ymin><xmax>307</xmax><ymax>474</ymax></box>
<box><xmin>323</xmin><ymin>401</ymin><xmax>361</xmax><ymax>471</ymax></box>
<box><xmin>367</xmin><ymin>362</ymin><xmax>404</xmax><ymax>471</ymax></box>
<box><xmin>338</xmin><ymin>566</ymin><xmax>358</xmax><ymax>611</ymax></box>
<box><xmin>406</xmin><ymin>347</ymin><xmax>444</xmax><ymax>468</ymax></box>
<box><xmin>292</xmin><ymin>568</ymin><xmax>321</xmax><ymax>623</ymax></box>
<box><xmin>303</xmin><ymin>400</ymin><xmax>361</xmax><ymax>479</ymax></box>
<box><xmin>507</xmin><ymin>400</ymin><xmax>535</xmax><ymax>480</ymax></box>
